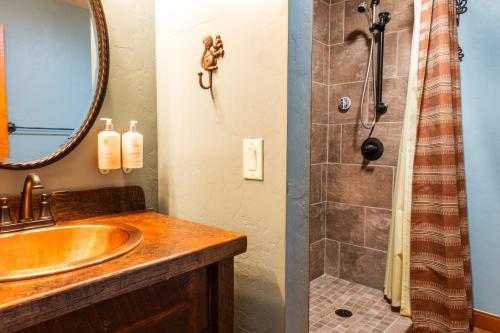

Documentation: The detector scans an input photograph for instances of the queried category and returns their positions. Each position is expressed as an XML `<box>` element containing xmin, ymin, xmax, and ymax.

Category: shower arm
<box><xmin>370</xmin><ymin>12</ymin><xmax>391</xmax><ymax>114</ymax></box>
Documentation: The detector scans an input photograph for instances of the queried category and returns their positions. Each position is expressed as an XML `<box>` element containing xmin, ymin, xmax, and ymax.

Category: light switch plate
<box><xmin>243</xmin><ymin>138</ymin><xmax>263</xmax><ymax>181</ymax></box>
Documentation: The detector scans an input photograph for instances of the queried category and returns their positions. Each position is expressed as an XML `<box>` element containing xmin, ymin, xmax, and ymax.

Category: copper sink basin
<box><xmin>0</xmin><ymin>223</ymin><xmax>143</xmax><ymax>282</ymax></box>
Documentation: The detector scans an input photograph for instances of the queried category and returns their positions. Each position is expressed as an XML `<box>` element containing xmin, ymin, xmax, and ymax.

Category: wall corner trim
<box><xmin>285</xmin><ymin>0</ymin><xmax>313</xmax><ymax>332</ymax></box>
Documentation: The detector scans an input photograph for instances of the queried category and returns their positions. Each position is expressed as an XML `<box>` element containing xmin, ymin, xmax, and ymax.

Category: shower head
<box><xmin>357</xmin><ymin>2</ymin><xmax>373</xmax><ymax>24</ymax></box>
<box><xmin>357</xmin><ymin>2</ymin><xmax>368</xmax><ymax>13</ymax></box>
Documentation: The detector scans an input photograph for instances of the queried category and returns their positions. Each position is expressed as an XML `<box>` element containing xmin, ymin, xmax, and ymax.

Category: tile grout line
<box><xmin>337</xmin><ymin>237</ymin><xmax>341</xmax><ymax>278</ymax></box>
<box><xmin>313</xmin><ymin>39</ymin><xmax>329</xmax><ymax>47</ymax></box>
<box><xmin>311</xmin><ymin>81</ymin><xmax>329</xmax><ymax>87</ymax></box>
<box><xmin>339</xmin><ymin>124</ymin><xmax>343</xmax><ymax>164</ymax></box>
<box><xmin>363</xmin><ymin>206</ymin><xmax>367</xmax><ymax>247</ymax></box>
<box><xmin>325</xmin><ymin>239</ymin><xmax>390</xmax><ymax>254</ymax></box>
<box><xmin>334</xmin><ymin>0</ymin><xmax>347</xmax><ymax>281</ymax></box>
<box><xmin>325</xmin><ymin>161</ymin><xmax>397</xmax><ymax>168</ymax></box>
<box><xmin>395</xmin><ymin>30</ymin><xmax>401</xmax><ymax>78</ymax></box>
<box><xmin>383</xmin><ymin>317</ymin><xmax>400</xmax><ymax>333</ymax></box>
<box><xmin>310</xmin><ymin>238</ymin><xmax>326</xmax><ymax>247</ymax></box>
<box><xmin>323</xmin><ymin>0</ymin><xmax>333</xmax><ymax>276</ymax></box>
<box><xmin>327</xmin><ymin>200</ymin><xmax>392</xmax><ymax>211</ymax></box>
<box><xmin>329</xmin><ymin>75</ymin><xmax>410</xmax><ymax>87</ymax></box>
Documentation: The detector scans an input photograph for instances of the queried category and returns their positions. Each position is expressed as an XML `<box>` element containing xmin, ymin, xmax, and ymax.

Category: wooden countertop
<box><xmin>0</xmin><ymin>212</ymin><xmax>247</xmax><ymax>333</ymax></box>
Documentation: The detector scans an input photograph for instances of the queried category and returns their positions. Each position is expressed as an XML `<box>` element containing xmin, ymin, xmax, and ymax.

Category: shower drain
<box><xmin>335</xmin><ymin>309</ymin><xmax>353</xmax><ymax>318</ymax></box>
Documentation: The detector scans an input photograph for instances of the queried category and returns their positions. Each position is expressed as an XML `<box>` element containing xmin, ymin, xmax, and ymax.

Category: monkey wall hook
<box><xmin>198</xmin><ymin>35</ymin><xmax>224</xmax><ymax>90</ymax></box>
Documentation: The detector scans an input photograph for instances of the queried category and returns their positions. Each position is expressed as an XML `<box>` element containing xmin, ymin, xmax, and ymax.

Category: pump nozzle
<box><xmin>129</xmin><ymin>120</ymin><xmax>138</xmax><ymax>132</ymax></box>
<box><xmin>101</xmin><ymin>118</ymin><xmax>114</xmax><ymax>131</ymax></box>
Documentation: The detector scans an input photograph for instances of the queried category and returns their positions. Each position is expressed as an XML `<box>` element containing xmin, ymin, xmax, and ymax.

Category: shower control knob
<box><xmin>339</xmin><ymin>97</ymin><xmax>352</xmax><ymax>112</ymax></box>
<box><xmin>361</xmin><ymin>137</ymin><xmax>384</xmax><ymax>161</ymax></box>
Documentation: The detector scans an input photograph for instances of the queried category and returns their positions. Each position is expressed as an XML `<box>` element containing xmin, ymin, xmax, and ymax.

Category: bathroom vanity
<box><xmin>0</xmin><ymin>187</ymin><xmax>247</xmax><ymax>333</ymax></box>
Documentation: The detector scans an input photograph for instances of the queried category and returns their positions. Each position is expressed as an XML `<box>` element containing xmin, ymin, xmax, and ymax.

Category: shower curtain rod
<box><xmin>457</xmin><ymin>0</ymin><xmax>468</xmax><ymax>61</ymax></box>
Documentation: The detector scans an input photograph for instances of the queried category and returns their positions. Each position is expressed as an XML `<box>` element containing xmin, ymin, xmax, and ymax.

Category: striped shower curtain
<box><xmin>410</xmin><ymin>0</ymin><xmax>472</xmax><ymax>332</ymax></box>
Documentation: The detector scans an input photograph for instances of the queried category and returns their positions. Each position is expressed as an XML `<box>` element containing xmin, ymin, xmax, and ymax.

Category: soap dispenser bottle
<box><xmin>98</xmin><ymin>118</ymin><xmax>121</xmax><ymax>173</ymax></box>
<box><xmin>121</xmin><ymin>120</ymin><xmax>143</xmax><ymax>173</ymax></box>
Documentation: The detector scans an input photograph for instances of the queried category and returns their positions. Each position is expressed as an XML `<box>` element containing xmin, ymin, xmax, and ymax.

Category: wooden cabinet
<box><xmin>18</xmin><ymin>259</ymin><xmax>234</xmax><ymax>333</ymax></box>
<box><xmin>1</xmin><ymin>189</ymin><xmax>246</xmax><ymax>333</ymax></box>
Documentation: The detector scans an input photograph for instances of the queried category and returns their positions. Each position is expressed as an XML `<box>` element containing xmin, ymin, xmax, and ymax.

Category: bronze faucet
<box><xmin>19</xmin><ymin>173</ymin><xmax>44</xmax><ymax>222</ymax></box>
<box><xmin>0</xmin><ymin>174</ymin><xmax>55</xmax><ymax>234</ymax></box>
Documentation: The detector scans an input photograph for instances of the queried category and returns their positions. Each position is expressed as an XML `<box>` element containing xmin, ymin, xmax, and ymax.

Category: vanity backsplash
<box><xmin>3</xmin><ymin>186</ymin><xmax>146</xmax><ymax>223</ymax></box>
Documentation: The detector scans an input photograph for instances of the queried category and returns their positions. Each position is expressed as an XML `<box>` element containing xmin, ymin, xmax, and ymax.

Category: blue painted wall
<box><xmin>459</xmin><ymin>0</ymin><xmax>500</xmax><ymax>315</ymax></box>
<box><xmin>285</xmin><ymin>0</ymin><xmax>312</xmax><ymax>331</ymax></box>
<box><xmin>0</xmin><ymin>0</ymin><xmax>92</xmax><ymax>162</ymax></box>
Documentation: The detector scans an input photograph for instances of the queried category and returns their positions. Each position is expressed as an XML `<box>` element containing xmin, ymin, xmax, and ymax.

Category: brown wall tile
<box><xmin>310</xmin><ymin>239</ymin><xmax>325</xmax><ymax>280</ymax></box>
<box><xmin>341</xmin><ymin>122</ymin><xmax>402</xmax><ymax>166</ymax></box>
<box><xmin>328</xmin><ymin>125</ymin><xmax>341</xmax><ymax>163</ymax></box>
<box><xmin>375</xmin><ymin>32</ymin><xmax>398</xmax><ymax>79</ymax></box>
<box><xmin>311</xmin><ymin>124</ymin><xmax>328</xmax><ymax>164</ymax></box>
<box><xmin>314</xmin><ymin>0</ymin><xmax>330</xmax><ymax>44</ymax></box>
<box><xmin>365</xmin><ymin>208</ymin><xmax>391</xmax><ymax>251</ymax></box>
<box><xmin>326</xmin><ymin>164</ymin><xmax>393</xmax><ymax>208</ymax></box>
<box><xmin>330</xmin><ymin>38</ymin><xmax>370</xmax><ymax>84</ymax></box>
<box><xmin>310</xmin><ymin>164</ymin><xmax>323</xmax><ymax>204</ymax></box>
<box><xmin>369</xmin><ymin>77</ymin><xmax>409</xmax><ymax>123</ymax></box>
<box><xmin>329</xmin><ymin>70</ymin><xmax>409</xmax><ymax>125</ymax></box>
<box><xmin>397</xmin><ymin>29</ymin><xmax>413</xmax><ymax>77</ymax></box>
<box><xmin>329</xmin><ymin>82</ymin><xmax>367</xmax><ymax>124</ymax></box>
<box><xmin>344</xmin><ymin>0</ymin><xmax>371</xmax><ymax>41</ymax></box>
<box><xmin>312</xmin><ymin>41</ymin><xmax>328</xmax><ymax>84</ymax></box>
<box><xmin>330</xmin><ymin>2</ymin><xmax>345</xmax><ymax>45</ymax></box>
<box><xmin>382</xmin><ymin>0</ymin><xmax>414</xmax><ymax>32</ymax></box>
<box><xmin>326</xmin><ymin>202</ymin><xmax>365</xmax><ymax>245</ymax></box>
<box><xmin>312</xmin><ymin>82</ymin><xmax>329</xmax><ymax>124</ymax></box>
<box><xmin>339</xmin><ymin>243</ymin><xmax>387</xmax><ymax>289</ymax></box>
<box><xmin>310</xmin><ymin>203</ymin><xmax>326</xmax><ymax>244</ymax></box>
<box><xmin>325</xmin><ymin>239</ymin><xmax>340</xmax><ymax>277</ymax></box>
<box><xmin>321</xmin><ymin>165</ymin><xmax>328</xmax><ymax>202</ymax></box>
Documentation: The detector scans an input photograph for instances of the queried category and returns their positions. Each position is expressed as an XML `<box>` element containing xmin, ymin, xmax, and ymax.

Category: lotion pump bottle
<box><xmin>98</xmin><ymin>118</ymin><xmax>121</xmax><ymax>173</ymax></box>
<box><xmin>122</xmin><ymin>120</ymin><xmax>143</xmax><ymax>173</ymax></box>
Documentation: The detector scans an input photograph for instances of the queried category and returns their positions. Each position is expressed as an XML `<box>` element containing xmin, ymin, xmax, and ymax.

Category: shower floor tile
<box><xmin>309</xmin><ymin>275</ymin><xmax>412</xmax><ymax>333</ymax></box>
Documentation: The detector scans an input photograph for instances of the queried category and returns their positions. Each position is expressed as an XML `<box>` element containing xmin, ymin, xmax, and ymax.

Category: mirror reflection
<box><xmin>0</xmin><ymin>0</ymin><xmax>98</xmax><ymax>163</ymax></box>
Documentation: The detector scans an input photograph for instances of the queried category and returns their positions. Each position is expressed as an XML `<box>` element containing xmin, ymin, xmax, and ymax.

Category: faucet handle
<box><xmin>0</xmin><ymin>197</ymin><xmax>13</xmax><ymax>225</ymax></box>
<box><xmin>39</xmin><ymin>194</ymin><xmax>54</xmax><ymax>220</ymax></box>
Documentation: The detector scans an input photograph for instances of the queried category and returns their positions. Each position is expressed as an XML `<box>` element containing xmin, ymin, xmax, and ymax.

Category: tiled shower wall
<box><xmin>309</xmin><ymin>0</ymin><xmax>413</xmax><ymax>289</ymax></box>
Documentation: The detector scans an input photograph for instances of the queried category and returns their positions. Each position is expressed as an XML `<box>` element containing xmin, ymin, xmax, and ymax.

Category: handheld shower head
<box><xmin>379</xmin><ymin>12</ymin><xmax>391</xmax><ymax>24</ymax></box>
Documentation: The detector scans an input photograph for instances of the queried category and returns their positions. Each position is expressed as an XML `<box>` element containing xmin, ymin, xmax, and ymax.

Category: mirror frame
<box><xmin>0</xmin><ymin>0</ymin><xmax>109</xmax><ymax>170</ymax></box>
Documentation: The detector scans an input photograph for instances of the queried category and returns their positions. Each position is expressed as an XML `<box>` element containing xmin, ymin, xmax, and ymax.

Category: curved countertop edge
<box><xmin>0</xmin><ymin>211</ymin><xmax>247</xmax><ymax>333</ymax></box>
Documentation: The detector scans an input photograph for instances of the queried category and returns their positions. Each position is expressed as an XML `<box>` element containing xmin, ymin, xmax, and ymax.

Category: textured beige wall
<box><xmin>156</xmin><ymin>1</ymin><xmax>288</xmax><ymax>331</ymax></box>
<box><xmin>0</xmin><ymin>0</ymin><xmax>158</xmax><ymax>209</ymax></box>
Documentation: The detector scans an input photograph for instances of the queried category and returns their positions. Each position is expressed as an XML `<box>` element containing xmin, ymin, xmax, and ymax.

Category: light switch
<box><xmin>243</xmin><ymin>138</ymin><xmax>263</xmax><ymax>180</ymax></box>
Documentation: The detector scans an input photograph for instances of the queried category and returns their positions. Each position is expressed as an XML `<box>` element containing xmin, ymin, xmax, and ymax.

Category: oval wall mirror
<box><xmin>0</xmin><ymin>0</ymin><xmax>109</xmax><ymax>170</ymax></box>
